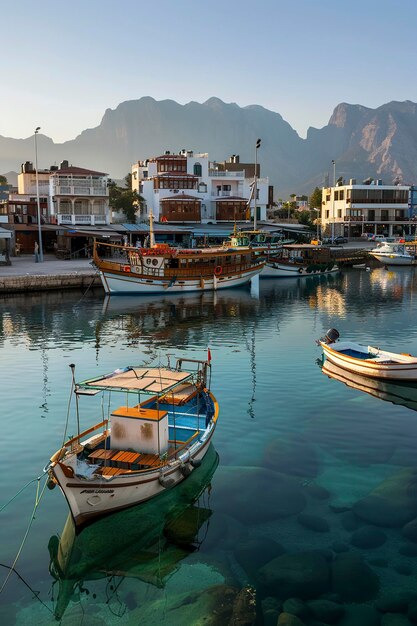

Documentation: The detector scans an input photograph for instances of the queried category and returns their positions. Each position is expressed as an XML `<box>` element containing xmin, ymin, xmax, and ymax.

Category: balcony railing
<box><xmin>209</xmin><ymin>170</ymin><xmax>244</xmax><ymax>178</ymax></box>
<box><xmin>57</xmin><ymin>214</ymin><xmax>108</xmax><ymax>225</ymax></box>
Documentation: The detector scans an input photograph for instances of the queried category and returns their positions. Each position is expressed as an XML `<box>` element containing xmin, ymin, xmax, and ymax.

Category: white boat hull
<box><xmin>262</xmin><ymin>262</ymin><xmax>338</xmax><ymax>278</ymax></box>
<box><xmin>53</xmin><ymin>430</ymin><xmax>215</xmax><ymax>526</ymax></box>
<box><xmin>100</xmin><ymin>267</ymin><xmax>262</xmax><ymax>294</ymax></box>
<box><xmin>321</xmin><ymin>341</ymin><xmax>417</xmax><ymax>381</ymax></box>
<box><xmin>369</xmin><ymin>253</ymin><xmax>415</xmax><ymax>266</ymax></box>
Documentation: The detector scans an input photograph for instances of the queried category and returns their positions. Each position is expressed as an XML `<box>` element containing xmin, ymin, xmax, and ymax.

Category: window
<box><xmin>194</xmin><ymin>163</ymin><xmax>202</xmax><ymax>176</ymax></box>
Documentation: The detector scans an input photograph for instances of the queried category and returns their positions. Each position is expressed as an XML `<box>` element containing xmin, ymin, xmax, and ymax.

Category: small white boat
<box><xmin>369</xmin><ymin>241</ymin><xmax>416</xmax><ymax>266</ymax></box>
<box><xmin>321</xmin><ymin>359</ymin><xmax>417</xmax><ymax>411</ymax></box>
<box><xmin>47</xmin><ymin>356</ymin><xmax>218</xmax><ymax>527</ymax></box>
<box><xmin>318</xmin><ymin>328</ymin><xmax>417</xmax><ymax>380</ymax></box>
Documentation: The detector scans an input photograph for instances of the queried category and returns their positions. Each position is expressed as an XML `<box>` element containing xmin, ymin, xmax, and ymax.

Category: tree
<box><xmin>108</xmin><ymin>174</ymin><xmax>142</xmax><ymax>223</ymax></box>
<box><xmin>309</xmin><ymin>187</ymin><xmax>322</xmax><ymax>211</ymax></box>
<box><xmin>0</xmin><ymin>175</ymin><xmax>7</xmax><ymax>185</ymax></box>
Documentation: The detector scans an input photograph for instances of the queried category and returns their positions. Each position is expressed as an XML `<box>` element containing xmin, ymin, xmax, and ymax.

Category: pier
<box><xmin>0</xmin><ymin>255</ymin><xmax>101</xmax><ymax>294</ymax></box>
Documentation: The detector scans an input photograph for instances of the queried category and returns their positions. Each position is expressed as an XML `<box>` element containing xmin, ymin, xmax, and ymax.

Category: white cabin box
<box><xmin>110</xmin><ymin>406</ymin><xmax>168</xmax><ymax>455</ymax></box>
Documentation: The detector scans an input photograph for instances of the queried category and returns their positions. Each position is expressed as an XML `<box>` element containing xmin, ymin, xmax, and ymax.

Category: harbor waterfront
<box><xmin>3</xmin><ymin>269</ymin><xmax>417</xmax><ymax>623</ymax></box>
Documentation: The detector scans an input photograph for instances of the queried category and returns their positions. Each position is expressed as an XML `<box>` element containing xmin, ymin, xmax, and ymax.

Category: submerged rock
<box><xmin>340</xmin><ymin>510</ymin><xmax>364</xmax><ymax>531</ymax></box>
<box><xmin>307</xmin><ymin>598</ymin><xmax>345</xmax><ymax>624</ymax></box>
<box><xmin>297</xmin><ymin>513</ymin><xmax>330</xmax><ymax>533</ymax></box>
<box><xmin>212</xmin><ymin>466</ymin><xmax>306</xmax><ymax>524</ymax></box>
<box><xmin>302</xmin><ymin>482</ymin><xmax>331</xmax><ymax>500</ymax></box>
<box><xmin>230</xmin><ymin>586</ymin><xmax>257</xmax><ymax>626</ymax></box>
<box><xmin>381</xmin><ymin>614</ymin><xmax>413</xmax><ymax>626</ymax></box>
<box><xmin>263</xmin><ymin>435</ymin><xmax>319</xmax><ymax>477</ymax></box>
<box><xmin>277</xmin><ymin>613</ymin><xmax>306</xmax><ymax>626</ymax></box>
<box><xmin>353</xmin><ymin>468</ymin><xmax>417</xmax><ymax>528</ymax></box>
<box><xmin>282</xmin><ymin>597</ymin><xmax>310</xmax><ymax>620</ymax></box>
<box><xmin>402</xmin><ymin>518</ymin><xmax>417</xmax><ymax>543</ymax></box>
<box><xmin>337</xmin><ymin>604</ymin><xmax>381</xmax><ymax>626</ymax></box>
<box><xmin>376</xmin><ymin>589</ymin><xmax>417</xmax><ymax>613</ymax></box>
<box><xmin>128</xmin><ymin>584</ymin><xmax>239</xmax><ymax>625</ymax></box>
<box><xmin>331</xmin><ymin>553</ymin><xmax>379</xmax><ymax>602</ymax></box>
<box><xmin>234</xmin><ymin>537</ymin><xmax>285</xmax><ymax>581</ymax></box>
<box><xmin>258</xmin><ymin>551</ymin><xmax>330</xmax><ymax>600</ymax></box>
<box><xmin>350</xmin><ymin>525</ymin><xmax>387</xmax><ymax>549</ymax></box>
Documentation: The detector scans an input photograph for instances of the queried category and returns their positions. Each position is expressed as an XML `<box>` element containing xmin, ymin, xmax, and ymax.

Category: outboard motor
<box><xmin>324</xmin><ymin>328</ymin><xmax>340</xmax><ymax>344</ymax></box>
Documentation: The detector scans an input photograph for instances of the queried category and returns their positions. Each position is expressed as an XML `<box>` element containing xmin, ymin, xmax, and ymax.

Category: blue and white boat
<box><xmin>48</xmin><ymin>356</ymin><xmax>218</xmax><ymax>527</ymax></box>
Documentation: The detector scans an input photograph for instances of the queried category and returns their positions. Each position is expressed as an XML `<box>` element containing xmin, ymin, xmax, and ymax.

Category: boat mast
<box><xmin>253</xmin><ymin>138</ymin><xmax>261</xmax><ymax>231</ymax></box>
<box><xmin>149</xmin><ymin>206</ymin><xmax>156</xmax><ymax>248</ymax></box>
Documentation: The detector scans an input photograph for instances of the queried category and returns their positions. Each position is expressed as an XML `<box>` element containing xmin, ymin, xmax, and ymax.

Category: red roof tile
<box><xmin>52</xmin><ymin>166</ymin><xmax>108</xmax><ymax>176</ymax></box>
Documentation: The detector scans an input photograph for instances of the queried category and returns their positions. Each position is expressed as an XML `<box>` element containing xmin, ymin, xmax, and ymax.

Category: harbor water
<box><xmin>2</xmin><ymin>267</ymin><xmax>417</xmax><ymax>624</ymax></box>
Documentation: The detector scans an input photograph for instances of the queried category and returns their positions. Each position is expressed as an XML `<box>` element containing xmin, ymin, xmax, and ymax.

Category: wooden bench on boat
<box><xmin>159</xmin><ymin>383</ymin><xmax>199</xmax><ymax>406</ymax></box>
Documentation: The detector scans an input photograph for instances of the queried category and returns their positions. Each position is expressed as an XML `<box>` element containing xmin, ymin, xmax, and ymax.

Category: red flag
<box><xmin>207</xmin><ymin>348</ymin><xmax>212</xmax><ymax>363</ymax></box>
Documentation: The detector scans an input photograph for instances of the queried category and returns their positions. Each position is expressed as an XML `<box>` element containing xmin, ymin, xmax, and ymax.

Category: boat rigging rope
<box><xmin>0</xmin><ymin>563</ymin><xmax>53</xmax><ymax>615</ymax></box>
<box><xmin>60</xmin><ymin>367</ymin><xmax>75</xmax><ymax>450</ymax></box>
<box><xmin>0</xmin><ymin>474</ymin><xmax>48</xmax><ymax>595</ymax></box>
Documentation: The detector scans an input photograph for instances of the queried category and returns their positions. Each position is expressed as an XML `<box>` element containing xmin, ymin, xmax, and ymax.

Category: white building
<box><xmin>321</xmin><ymin>179</ymin><xmax>411</xmax><ymax>238</ymax></box>
<box><xmin>49</xmin><ymin>161</ymin><xmax>110</xmax><ymax>226</ymax></box>
<box><xmin>132</xmin><ymin>150</ymin><xmax>269</xmax><ymax>223</ymax></box>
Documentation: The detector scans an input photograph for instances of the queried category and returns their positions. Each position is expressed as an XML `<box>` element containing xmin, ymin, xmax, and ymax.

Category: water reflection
<box><xmin>321</xmin><ymin>358</ymin><xmax>417</xmax><ymax>412</ymax></box>
<box><xmin>48</xmin><ymin>444</ymin><xmax>219</xmax><ymax>621</ymax></box>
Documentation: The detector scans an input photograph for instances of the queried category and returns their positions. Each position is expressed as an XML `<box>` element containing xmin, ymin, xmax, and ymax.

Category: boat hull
<box><xmin>262</xmin><ymin>262</ymin><xmax>338</xmax><ymax>278</ymax></box>
<box><xmin>99</xmin><ymin>266</ymin><xmax>262</xmax><ymax>294</ymax></box>
<box><xmin>321</xmin><ymin>342</ymin><xmax>417</xmax><ymax>381</ymax></box>
<box><xmin>52</xmin><ymin>430</ymin><xmax>215</xmax><ymax>527</ymax></box>
<box><xmin>369</xmin><ymin>253</ymin><xmax>415</xmax><ymax>266</ymax></box>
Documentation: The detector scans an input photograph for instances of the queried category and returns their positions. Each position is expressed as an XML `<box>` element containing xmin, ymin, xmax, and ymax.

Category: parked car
<box><xmin>368</xmin><ymin>234</ymin><xmax>387</xmax><ymax>242</ymax></box>
<box><xmin>322</xmin><ymin>236</ymin><xmax>348</xmax><ymax>245</ymax></box>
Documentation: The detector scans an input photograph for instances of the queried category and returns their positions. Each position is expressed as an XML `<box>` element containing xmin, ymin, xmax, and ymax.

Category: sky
<box><xmin>2</xmin><ymin>0</ymin><xmax>417</xmax><ymax>143</ymax></box>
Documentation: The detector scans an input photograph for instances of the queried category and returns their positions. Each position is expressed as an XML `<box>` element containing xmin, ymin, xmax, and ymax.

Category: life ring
<box><xmin>214</xmin><ymin>265</ymin><xmax>223</xmax><ymax>276</ymax></box>
<box><xmin>298</xmin><ymin>268</ymin><xmax>303</xmax><ymax>274</ymax></box>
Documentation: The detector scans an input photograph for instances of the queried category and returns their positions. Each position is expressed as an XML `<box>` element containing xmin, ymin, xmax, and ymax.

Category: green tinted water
<box><xmin>1</xmin><ymin>268</ymin><xmax>417</xmax><ymax>624</ymax></box>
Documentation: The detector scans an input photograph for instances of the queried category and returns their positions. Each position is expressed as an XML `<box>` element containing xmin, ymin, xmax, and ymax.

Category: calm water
<box><xmin>2</xmin><ymin>269</ymin><xmax>417</xmax><ymax>624</ymax></box>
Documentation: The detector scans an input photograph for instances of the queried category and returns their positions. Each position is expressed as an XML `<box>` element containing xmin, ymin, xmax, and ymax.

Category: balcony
<box><xmin>209</xmin><ymin>170</ymin><xmax>244</xmax><ymax>178</ymax></box>
<box><xmin>57</xmin><ymin>214</ymin><xmax>109</xmax><ymax>226</ymax></box>
<box><xmin>54</xmin><ymin>186</ymin><xmax>107</xmax><ymax>197</ymax></box>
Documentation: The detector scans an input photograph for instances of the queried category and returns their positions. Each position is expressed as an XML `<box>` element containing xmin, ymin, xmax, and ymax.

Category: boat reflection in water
<box><xmin>321</xmin><ymin>359</ymin><xmax>417</xmax><ymax>411</ymax></box>
<box><xmin>48</xmin><ymin>444</ymin><xmax>218</xmax><ymax>621</ymax></box>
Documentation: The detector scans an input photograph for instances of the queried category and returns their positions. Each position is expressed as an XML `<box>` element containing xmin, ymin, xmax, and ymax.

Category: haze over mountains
<box><xmin>1</xmin><ymin>97</ymin><xmax>417</xmax><ymax>198</ymax></box>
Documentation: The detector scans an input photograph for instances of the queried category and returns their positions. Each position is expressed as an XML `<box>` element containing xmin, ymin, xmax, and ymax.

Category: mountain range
<box><xmin>2</xmin><ymin>97</ymin><xmax>417</xmax><ymax>198</ymax></box>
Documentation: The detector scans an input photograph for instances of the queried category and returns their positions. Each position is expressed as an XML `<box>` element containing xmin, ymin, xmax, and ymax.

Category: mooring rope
<box><xmin>0</xmin><ymin>475</ymin><xmax>48</xmax><ymax>594</ymax></box>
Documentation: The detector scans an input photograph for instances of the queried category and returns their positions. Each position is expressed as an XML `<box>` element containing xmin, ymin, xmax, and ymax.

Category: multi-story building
<box><xmin>50</xmin><ymin>161</ymin><xmax>110</xmax><ymax>226</ymax></box>
<box><xmin>131</xmin><ymin>150</ymin><xmax>269</xmax><ymax>224</ymax></box>
<box><xmin>321</xmin><ymin>179</ymin><xmax>411</xmax><ymax>238</ymax></box>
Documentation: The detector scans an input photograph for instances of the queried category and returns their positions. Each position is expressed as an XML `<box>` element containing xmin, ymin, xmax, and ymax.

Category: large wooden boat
<box><xmin>93</xmin><ymin>239</ymin><xmax>264</xmax><ymax>294</ymax></box>
<box><xmin>47</xmin><ymin>356</ymin><xmax>219</xmax><ymax>527</ymax></box>
<box><xmin>318</xmin><ymin>328</ymin><xmax>417</xmax><ymax>381</ymax></box>
<box><xmin>263</xmin><ymin>244</ymin><xmax>339</xmax><ymax>278</ymax></box>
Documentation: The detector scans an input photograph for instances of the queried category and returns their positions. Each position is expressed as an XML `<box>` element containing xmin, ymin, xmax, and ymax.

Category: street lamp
<box><xmin>34</xmin><ymin>127</ymin><xmax>44</xmax><ymax>262</ymax></box>
<box><xmin>331</xmin><ymin>159</ymin><xmax>336</xmax><ymax>241</ymax></box>
<box><xmin>253</xmin><ymin>138</ymin><xmax>261</xmax><ymax>231</ymax></box>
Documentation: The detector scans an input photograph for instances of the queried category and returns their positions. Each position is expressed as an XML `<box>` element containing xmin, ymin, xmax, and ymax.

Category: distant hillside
<box><xmin>1</xmin><ymin>97</ymin><xmax>417</xmax><ymax>197</ymax></box>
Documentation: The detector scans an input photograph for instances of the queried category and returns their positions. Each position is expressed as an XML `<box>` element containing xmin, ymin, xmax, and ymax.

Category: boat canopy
<box><xmin>76</xmin><ymin>367</ymin><xmax>193</xmax><ymax>396</ymax></box>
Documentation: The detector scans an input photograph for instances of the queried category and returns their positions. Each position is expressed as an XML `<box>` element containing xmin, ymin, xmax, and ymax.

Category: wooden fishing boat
<box><xmin>321</xmin><ymin>359</ymin><xmax>417</xmax><ymax>412</ymax></box>
<box><xmin>48</xmin><ymin>444</ymin><xmax>218</xmax><ymax>620</ymax></box>
<box><xmin>47</xmin><ymin>356</ymin><xmax>219</xmax><ymax>527</ymax></box>
<box><xmin>318</xmin><ymin>328</ymin><xmax>417</xmax><ymax>380</ymax></box>
<box><xmin>263</xmin><ymin>244</ymin><xmax>339</xmax><ymax>278</ymax></box>
<box><xmin>93</xmin><ymin>225</ymin><xmax>264</xmax><ymax>296</ymax></box>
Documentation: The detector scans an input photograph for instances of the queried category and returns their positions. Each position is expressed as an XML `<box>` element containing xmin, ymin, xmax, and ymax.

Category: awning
<box><xmin>0</xmin><ymin>227</ymin><xmax>11</xmax><ymax>239</ymax></box>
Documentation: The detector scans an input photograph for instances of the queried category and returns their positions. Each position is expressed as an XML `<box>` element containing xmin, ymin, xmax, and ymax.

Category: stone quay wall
<box><xmin>0</xmin><ymin>273</ymin><xmax>102</xmax><ymax>294</ymax></box>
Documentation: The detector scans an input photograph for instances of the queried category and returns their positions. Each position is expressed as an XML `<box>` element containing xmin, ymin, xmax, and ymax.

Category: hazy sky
<box><xmin>2</xmin><ymin>0</ymin><xmax>416</xmax><ymax>143</ymax></box>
